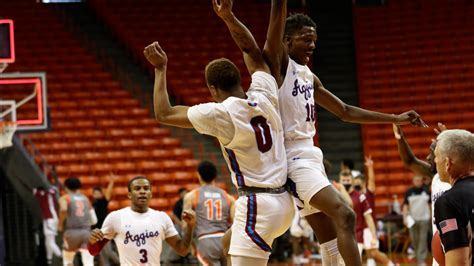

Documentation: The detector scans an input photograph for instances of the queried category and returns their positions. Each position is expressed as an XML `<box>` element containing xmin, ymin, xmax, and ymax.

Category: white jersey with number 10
<box><xmin>279</xmin><ymin>58</ymin><xmax>316</xmax><ymax>142</ymax></box>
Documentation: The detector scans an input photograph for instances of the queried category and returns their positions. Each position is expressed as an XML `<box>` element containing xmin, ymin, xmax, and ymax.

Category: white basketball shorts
<box><xmin>285</xmin><ymin>139</ymin><xmax>331</xmax><ymax>217</ymax></box>
<box><xmin>229</xmin><ymin>191</ymin><xmax>293</xmax><ymax>259</ymax></box>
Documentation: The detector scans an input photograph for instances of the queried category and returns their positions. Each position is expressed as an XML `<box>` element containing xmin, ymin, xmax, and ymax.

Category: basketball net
<box><xmin>0</xmin><ymin>121</ymin><xmax>16</xmax><ymax>149</ymax></box>
<box><xmin>0</xmin><ymin>79</ymin><xmax>36</xmax><ymax>149</ymax></box>
<box><xmin>0</xmin><ymin>62</ymin><xmax>7</xmax><ymax>73</ymax></box>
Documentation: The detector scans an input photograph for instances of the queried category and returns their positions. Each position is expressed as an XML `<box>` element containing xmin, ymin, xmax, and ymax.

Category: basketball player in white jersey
<box><xmin>183</xmin><ymin>161</ymin><xmax>235</xmax><ymax>266</ymax></box>
<box><xmin>143</xmin><ymin>0</ymin><xmax>294</xmax><ymax>264</ymax></box>
<box><xmin>392</xmin><ymin>123</ymin><xmax>451</xmax><ymax>266</ymax></box>
<box><xmin>87</xmin><ymin>176</ymin><xmax>196</xmax><ymax>265</ymax></box>
<box><xmin>263</xmin><ymin>1</ymin><xmax>427</xmax><ymax>265</ymax></box>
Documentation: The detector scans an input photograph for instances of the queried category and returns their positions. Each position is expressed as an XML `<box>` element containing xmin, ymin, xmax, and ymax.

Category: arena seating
<box><xmin>0</xmin><ymin>0</ymin><xmax>219</xmax><ymax>212</ymax></box>
<box><xmin>89</xmin><ymin>0</ymin><xmax>300</xmax><ymax>105</ymax></box>
<box><xmin>354</xmin><ymin>0</ymin><xmax>474</xmax><ymax>215</ymax></box>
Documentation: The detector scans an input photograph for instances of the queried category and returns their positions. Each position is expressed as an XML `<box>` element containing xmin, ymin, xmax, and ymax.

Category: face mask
<box><xmin>353</xmin><ymin>185</ymin><xmax>362</xmax><ymax>191</ymax></box>
<box><xmin>343</xmin><ymin>184</ymin><xmax>352</xmax><ymax>191</ymax></box>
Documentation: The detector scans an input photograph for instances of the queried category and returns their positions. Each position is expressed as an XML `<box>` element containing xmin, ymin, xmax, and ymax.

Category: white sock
<box><xmin>320</xmin><ymin>238</ymin><xmax>343</xmax><ymax>266</ymax></box>
<box><xmin>80</xmin><ymin>249</ymin><xmax>95</xmax><ymax>266</ymax></box>
<box><xmin>367</xmin><ymin>258</ymin><xmax>376</xmax><ymax>266</ymax></box>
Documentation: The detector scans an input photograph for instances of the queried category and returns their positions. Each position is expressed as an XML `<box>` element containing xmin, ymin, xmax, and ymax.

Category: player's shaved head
<box><xmin>205</xmin><ymin>58</ymin><xmax>241</xmax><ymax>92</ymax></box>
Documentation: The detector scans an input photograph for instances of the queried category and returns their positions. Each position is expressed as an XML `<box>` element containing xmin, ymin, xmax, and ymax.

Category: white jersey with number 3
<box><xmin>101</xmin><ymin>207</ymin><xmax>178</xmax><ymax>265</ymax></box>
<box><xmin>279</xmin><ymin>58</ymin><xmax>316</xmax><ymax>142</ymax></box>
<box><xmin>188</xmin><ymin>71</ymin><xmax>287</xmax><ymax>189</ymax></box>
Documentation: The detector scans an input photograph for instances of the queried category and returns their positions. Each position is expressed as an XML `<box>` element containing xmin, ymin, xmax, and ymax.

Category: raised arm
<box><xmin>263</xmin><ymin>0</ymin><xmax>288</xmax><ymax>86</ymax></box>
<box><xmin>213</xmin><ymin>0</ymin><xmax>269</xmax><ymax>75</ymax></box>
<box><xmin>364</xmin><ymin>156</ymin><xmax>376</xmax><ymax>193</ymax></box>
<box><xmin>143</xmin><ymin>42</ymin><xmax>193</xmax><ymax>128</ymax></box>
<box><xmin>314</xmin><ymin>74</ymin><xmax>427</xmax><ymax>127</ymax></box>
<box><xmin>392</xmin><ymin>124</ymin><xmax>433</xmax><ymax>179</ymax></box>
<box><xmin>104</xmin><ymin>173</ymin><xmax>116</xmax><ymax>201</ymax></box>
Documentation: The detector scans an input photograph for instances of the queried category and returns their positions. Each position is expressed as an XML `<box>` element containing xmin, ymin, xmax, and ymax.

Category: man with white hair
<box><xmin>433</xmin><ymin>129</ymin><xmax>474</xmax><ymax>266</ymax></box>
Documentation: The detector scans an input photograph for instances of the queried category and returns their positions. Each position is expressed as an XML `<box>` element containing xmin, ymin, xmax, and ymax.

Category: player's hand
<box><xmin>182</xmin><ymin>210</ymin><xmax>196</xmax><ymax>228</ymax></box>
<box><xmin>143</xmin><ymin>42</ymin><xmax>167</xmax><ymax>70</ymax></box>
<box><xmin>108</xmin><ymin>172</ymin><xmax>118</xmax><ymax>182</ymax></box>
<box><xmin>395</xmin><ymin>110</ymin><xmax>428</xmax><ymax>128</ymax></box>
<box><xmin>89</xmin><ymin>229</ymin><xmax>105</xmax><ymax>245</ymax></box>
<box><xmin>212</xmin><ymin>0</ymin><xmax>234</xmax><ymax>19</ymax></box>
<box><xmin>434</xmin><ymin>122</ymin><xmax>447</xmax><ymax>135</ymax></box>
<box><xmin>364</xmin><ymin>156</ymin><xmax>373</xmax><ymax>168</ymax></box>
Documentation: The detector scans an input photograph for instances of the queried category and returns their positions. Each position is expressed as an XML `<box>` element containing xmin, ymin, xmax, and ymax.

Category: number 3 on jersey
<box><xmin>204</xmin><ymin>199</ymin><xmax>222</xmax><ymax>220</ymax></box>
<box><xmin>139</xmin><ymin>249</ymin><xmax>148</xmax><ymax>263</ymax></box>
<box><xmin>250</xmin><ymin>116</ymin><xmax>273</xmax><ymax>153</ymax></box>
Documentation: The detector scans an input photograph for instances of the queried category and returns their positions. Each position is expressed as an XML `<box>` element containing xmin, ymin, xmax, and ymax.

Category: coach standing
<box><xmin>433</xmin><ymin>129</ymin><xmax>474</xmax><ymax>266</ymax></box>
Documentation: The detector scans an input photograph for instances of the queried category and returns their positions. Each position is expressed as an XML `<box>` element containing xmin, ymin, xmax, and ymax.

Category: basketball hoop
<box><xmin>0</xmin><ymin>120</ymin><xmax>16</xmax><ymax>149</ymax></box>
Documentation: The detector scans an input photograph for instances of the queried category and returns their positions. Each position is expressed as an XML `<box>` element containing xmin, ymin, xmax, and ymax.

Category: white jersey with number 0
<box><xmin>279</xmin><ymin>58</ymin><xmax>316</xmax><ymax>142</ymax></box>
<box><xmin>188</xmin><ymin>71</ymin><xmax>287</xmax><ymax>188</ymax></box>
<box><xmin>101</xmin><ymin>207</ymin><xmax>178</xmax><ymax>265</ymax></box>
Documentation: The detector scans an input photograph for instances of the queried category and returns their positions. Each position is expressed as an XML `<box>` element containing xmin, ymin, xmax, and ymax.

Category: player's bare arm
<box><xmin>58</xmin><ymin>195</ymin><xmax>68</xmax><ymax>232</ymax></box>
<box><xmin>228</xmin><ymin>194</ymin><xmax>236</xmax><ymax>223</ymax></box>
<box><xmin>165</xmin><ymin>210</ymin><xmax>196</xmax><ymax>256</ymax></box>
<box><xmin>182</xmin><ymin>190</ymin><xmax>196</xmax><ymax>212</ymax></box>
<box><xmin>445</xmin><ymin>247</ymin><xmax>470</xmax><ymax>266</ymax></box>
<box><xmin>364</xmin><ymin>213</ymin><xmax>377</xmax><ymax>243</ymax></box>
<box><xmin>263</xmin><ymin>0</ymin><xmax>288</xmax><ymax>85</ymax></box>
<box><xmin>392</xmin><ymin>124</ymin><xmax>433</xmax><ymax>179</ymax></box>
<box><xmin>213</xmin><ymin>0</ymin><xmax>270</xmax><ymax>75</ymax></box>
<box><xmin>365</xmin><ymin>156</ymin><xmax>376</xmax><ymax>193</ymax></box>
<box><xmin>143</xmin><ymin>42</ymin><xmax>193</xmax><ymax>128</ymax></box>
<box><xmin>313</xmin><ymin>74</ymin><xmax>427</xmax><ymax>127</ymax></box>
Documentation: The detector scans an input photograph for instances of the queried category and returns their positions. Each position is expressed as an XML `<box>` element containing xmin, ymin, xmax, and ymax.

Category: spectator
<box><xmin>433</xmin><ymin>129</ymin><xmax>474</xmax><ymax>265</ymax></box>
<box><xmin>403</xmin><ymin>176</ymin><xmax>431</xmax><ymax>265</ymax></box>
<box><xmin>354</xmin><ymin>156</ymin><xmax>392</xmax><ymax>266</ymax></box>
<box><xmin>34</xmin><ymin>186</ymin><xmax>61</xmax><ymax>265</ymax></box>
<box><xmin>172</xmin><ymin>188</ymin><xmax>188</xmax><ymax>223</ymax></box>
<box><xmin>341</xmin><ymin>159</ymin><xmax>362</xmax><ymax>178</ymax></box>
<box><xmin>91</xmin><ymin>174</ymin><xmax>119</xmax><ymax>266</ymax></box>
<box><xmin>340</xmin><ymin>170</ymin><xmax>394</xmax><ymax>266</ymax></box>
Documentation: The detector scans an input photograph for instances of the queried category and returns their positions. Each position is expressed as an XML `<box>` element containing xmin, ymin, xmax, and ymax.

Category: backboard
<box><xmin>0</xmin><ymin>72</ymin><xmax>49</xmax><ymax>132</ymax></box>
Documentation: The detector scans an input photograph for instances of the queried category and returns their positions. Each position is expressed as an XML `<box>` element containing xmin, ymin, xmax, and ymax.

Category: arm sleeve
<box><xmin>100</xmin><ymin>211</ymin><xmax>117</xmax><ymax>240</ymax></box>
<box><xmin>434</xmin><ymin>196</ymin><xmax>469</xmax><ymax>252</ymax></box>
<box><xmin>246</xmin><ymin>71</ymin><xmax>279</xmax><ymax>109</ymax></box>
<box><xmin>187</xmin><ymin>103</ymin><xmax>233</xmax><ymax>145</ymax></box>
<box><xmin>163</xmin><ymin>213</ymin><xmax>179</xmax><ymax>238</ymax></box>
